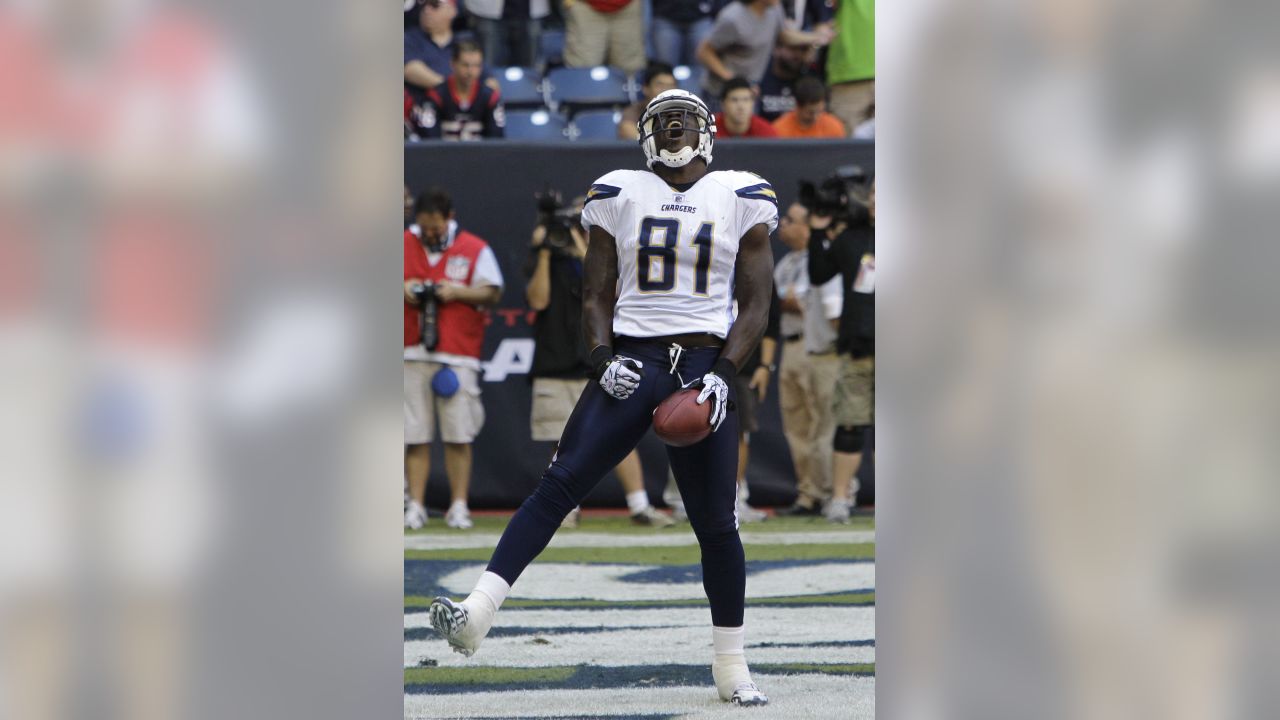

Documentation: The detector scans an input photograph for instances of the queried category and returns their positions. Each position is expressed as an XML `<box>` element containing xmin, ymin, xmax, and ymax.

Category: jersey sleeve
<box><xmin>733</xmin><ymin>173</ymin><xmax>780</xmax><ymax>236</ymax></box>
<box><xmin>579</xmin><ymin>171</ymin><xmax>627</xmax><ymax>236</ymax></box>
<box><xmin>471</xmin><ymin>245</ymin><xmax>504</xmax><ymax>289</ymax></box>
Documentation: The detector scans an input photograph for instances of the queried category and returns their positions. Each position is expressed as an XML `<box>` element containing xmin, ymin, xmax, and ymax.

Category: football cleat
<box><xmin>729</xmin><ymin>681</ymin><xmax>769</xmax><ymax>707</ymax></box>
<box><xmin>428</xmin><ymin>596</ymin><xmax>494</xmax><ymax>657</ymax></box>
<box><xmin>631</xmin><ymin>506</ymin><xmax>675</xmax><ymax>528</ymax></box>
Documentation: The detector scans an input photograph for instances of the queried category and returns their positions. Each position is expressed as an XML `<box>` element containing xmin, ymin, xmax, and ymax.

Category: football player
<box><xmin>429</xmin><ymin>89</ymin><xmax>777</xmax><ymax>706</ymax></box>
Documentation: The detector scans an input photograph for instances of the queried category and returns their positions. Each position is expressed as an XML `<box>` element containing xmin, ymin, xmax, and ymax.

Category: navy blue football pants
<box><xmin>487</xmin><ymin>338</ymin><xmax>746</xmax><ymax>627</ymax></box>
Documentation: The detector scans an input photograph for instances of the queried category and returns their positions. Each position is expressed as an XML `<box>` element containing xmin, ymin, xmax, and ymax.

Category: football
<box><xmin>653</xmin><ymin>388</ymin><xmax>713</xmax><ymax>447</ymax></box>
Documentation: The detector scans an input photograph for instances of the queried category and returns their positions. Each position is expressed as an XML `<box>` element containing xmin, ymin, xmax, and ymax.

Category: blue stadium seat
<box><xmin>672</xmin><ymin>64</ymin><xmax>701</xmax><ymax>95</ymax></box>
<box><xmin>497</xmin><ymin>67</ymin><xmax>544</xmax><ymax>108</ymax></box>
<box><xmin>545</xmin><ymin>66</ymin><xmax>630</xmax><ymax>111</ymax></box>
<box><xmin>571</xmin><ymin>109</ymin><xmax>624</xmax><ymax>141</ymax></box>
<box><xmin>504</xmin><ymin>109</ymin><xmax>569</xmax><ymax>141</ymax></box>
<box><xmin>539</xmin><ymin>29</ymin><xmax>565</xmax><ymax>68</ymax></box>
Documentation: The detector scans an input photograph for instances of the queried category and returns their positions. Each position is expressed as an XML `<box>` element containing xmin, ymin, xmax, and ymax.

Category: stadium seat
<box><xmin>545</xmin><ymin>66</ymin><xmax>630</xmax><ymax>111</ymax></box>
<box><xmin>497</xmin><ymin>67</ymin><xmax>545</xmax><ymax>108</ymax></box>
<box><xmin>539</xmin><ymin>29</ymin><xmax>565</xmax><ymax>69</ymax></box>
<box><xmin>571</xmin><ymin>109</ymin><xmax>624</xmax><ymax>141</ymax></box>
<box><xmin>504</xmin><ymin>109</ymin><xmax>569</xmax><ymax>141</ymax></box>
<box><xmin>673</xmin><ymin>64</ymin><xmax>701</xmax><ymax>95</ymax></box>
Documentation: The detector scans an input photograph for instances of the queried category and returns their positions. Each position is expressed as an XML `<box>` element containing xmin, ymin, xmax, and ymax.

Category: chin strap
<box><xmin>658</xmin><ymin>146</ymin><xmax>696</xmax><ymax>167</ymax></box>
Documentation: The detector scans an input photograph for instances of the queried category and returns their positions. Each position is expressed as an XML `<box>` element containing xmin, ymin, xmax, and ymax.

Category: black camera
<box><xmin>410</xmin><ymin>281</ymin><xmax>440</xmax><ymax>351</ymax></box>
<box><xmin>798</xmin><ymin>165</ymin><xmax>871</xmax><ymax>226</ymax></box>
<box><xmin>534</xmin><ymin>188</ymin><xmax>582</xmax><ymax>252</ymax></box>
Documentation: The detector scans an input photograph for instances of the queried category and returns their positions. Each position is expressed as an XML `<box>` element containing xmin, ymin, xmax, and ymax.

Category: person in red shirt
<box><xmin>404</xmin><ymin>188</ymin><xmax>504</xmax><ymax>530</ymax></box>
<box><xmin>712</xmin><ymin>77</ymin><xmax>778</xmax><ymax>139</ymax></box>
<box><xmin>772</xmin><ymin>76</ymin><xmax>847</xmax><ymax>139</ymax></box>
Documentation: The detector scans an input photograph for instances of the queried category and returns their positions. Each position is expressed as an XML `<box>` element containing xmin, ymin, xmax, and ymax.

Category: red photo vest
<box><xmin>403</xmin><ymin>228</ymin><xmax>491</xmax><ymax>359</ymax></box>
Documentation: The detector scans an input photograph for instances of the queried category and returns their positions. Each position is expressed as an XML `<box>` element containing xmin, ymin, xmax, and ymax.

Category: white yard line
<box><xmin>404</xmin><ymin>674</ymin><xmax>875</xmax><ymax>720</ymax></box>
<box><xmin>405</xmin><ymin>606</ymin><xmax>875</xmax><ymax>669</ymax></box>
<box><xmin>406</xmin><ymin>530</ymin><xmax>875</xmax><ymax>551</ymax></box>
<box><xmin>426</xmin><ymin>562</ymin><xmax>874</xmax><ymax>601</ymax></box>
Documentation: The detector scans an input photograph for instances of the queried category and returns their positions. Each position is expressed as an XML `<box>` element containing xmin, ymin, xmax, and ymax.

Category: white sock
<box><xmin>467</xmin><ymin>571</ymin><xmax>511</xmax><ymax>612</ymax></box>
<box><xmin>712</xmin><ymin>625</ymin><xmax>746</xmax><ymax>656</ymax></box>
<box><xmin>450</xmin><ymin>499</ymin><xmax>468</xmax><ymax>513</ymax></box>
<box><xmin>625</xmin><ymin>490</ymin><xmax>650</xmax><ymax>515</ymax></box>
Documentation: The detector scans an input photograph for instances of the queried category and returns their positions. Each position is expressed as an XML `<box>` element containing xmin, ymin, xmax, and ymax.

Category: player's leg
<box><xmin>616</xmin><ymin>450</ymin><xmax>674</xmax><ymax>527</ymax></box>
<box><xmin>666</xmin><ymin>368</ymin><xmax>767</xmax><ymax>705</ymax></box>
<box><xmin>403</xmin><ymin>361</ymin><xmax>433</xmax><ymax>528</ymax></box>
<box><xmin>430</xmin><ymin>345</ymin><xmax>665</xmax><ymax>656</ymax></box>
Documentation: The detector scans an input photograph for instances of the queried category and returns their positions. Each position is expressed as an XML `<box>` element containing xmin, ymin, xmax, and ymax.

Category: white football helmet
<box><xmin>637</xmin><ymin>89</ymin><xmax>716</xmax><ymax>169</ymax></box>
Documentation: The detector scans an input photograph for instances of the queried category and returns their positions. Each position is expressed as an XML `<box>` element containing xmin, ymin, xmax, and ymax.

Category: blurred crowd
<box><xmin>404</xmin><ymin>0</ymin><xmax>874</xmax><ymax>142</ymax></box>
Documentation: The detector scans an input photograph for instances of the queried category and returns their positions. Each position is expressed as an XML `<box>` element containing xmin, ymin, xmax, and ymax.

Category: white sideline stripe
<box><xmin>405</xmin><ymin>529</ymin><xmax>875</xmax><ymax>551</ymax></box>
<box><xmin>404</xmin><ymin>674</ymin><xmax>875</xmax><ymax>720</ymax></box>
<box><xmin>432</xmin><ymin>562</ymin><xmax>875</xmax><ymax>601</ymax></box>
<box><xmin>405</xmin><ymin>606</ymin><xmax>875</xmax><ymax>669</ymax></box>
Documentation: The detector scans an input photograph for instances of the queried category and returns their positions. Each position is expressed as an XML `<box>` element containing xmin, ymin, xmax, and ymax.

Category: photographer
<box><xmin>807</xmin><ymin>172</ymin><xmax>875</xmax><ymax>523</ymax></box>
<box><xmin>524</xmin><ymin>192</ymin><xmax>672</xmax><ymax>528</ymax></box>
<box><xmin>404</xmin><ymin>188</ymin><xmax>504</xmax><ymax>530</ymax></box>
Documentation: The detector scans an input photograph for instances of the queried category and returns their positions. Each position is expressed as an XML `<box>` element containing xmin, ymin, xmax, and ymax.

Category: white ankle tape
<box><xmin>712</xmin><ymin>625</ymin><xmax>746</xmax><ymax>655</ymax></box>
<box><xmin>472</xmin><ymin>571</ymin><xmax>511</xmax><ymax>611</ymax></box>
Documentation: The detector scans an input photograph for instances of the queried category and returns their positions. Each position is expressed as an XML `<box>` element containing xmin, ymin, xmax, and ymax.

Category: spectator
<box><xmin>826</xmin><ymin>0</ymin><xmax>874</xmax><ymax>135</ymax></box>
<box><xmin>696</xmin><ymin>0</ymin><xmax>831</xmax><ymax>107</ymax></box>
<box><xmin>756</xmin><ymin>39</ymin><xmax>812</xmax><ymax>122</ymax></box>
<box><xmin>617</xmin><ymin>61</ymin><xmax>676</xmax><ymax>140</ymax></box>
<box><xmin>807</xmin><ymin>180</ymin><xmax>874</xmax><ymax>523</ymax></box>
<box><xmin>464</xmin><ymin>0</ymin><xmax>549</xmax><ymax>68</ymax></box>
<box><xmin>524</xmin><ymin>195</ymin><xmax>673</xmax><ymax>528</ymax></box>
<box><xmin>853</xmin><ymin>103</ymin><xmax>875</xmax><ymax>139</ymax></box>
<box><xmin>713</xmin><ymin>77</ymin><xmax>778</xmax><ymax>138</ymax></box>
<box><xmin>404</xmin><ymin>0</ymin><xmax>464</xmax><ymax>99</ymax></box>
<box><xmin>650</xmin><ymin>0</ymin><xmax>714</xmax><ymax>67</ymax></box>
<box><xmin>781</xmin><ymin>0</ymin><xmax>834</xmax><ymax>31</ymax></box>
<box><xmin>771</xmin><ymin>76</ymin><xmax>845</xmax><ymax>138</ymax></box>
<box><xmin>773</xmin><ymin>201</ymin><xmax>843</xmax><ymax>516</ymax></box>
<box><xmin>404</xmin><ymin>188</ymin><xmax>505</xmax><ymax>530</ymax></box>
<box><xmin>733</xmin><ymin>289</ymin><xmax>781</xmax><ymax>523</ymax></box>
<box><xmin>415</xmin><ymin>40</ymin><xmax>506</xmax><ymax>140</ymax></box>
<box><xmin>563</xmin><ymin>0</ymin><xmax>645</xmax><ymax>73</ymax></box>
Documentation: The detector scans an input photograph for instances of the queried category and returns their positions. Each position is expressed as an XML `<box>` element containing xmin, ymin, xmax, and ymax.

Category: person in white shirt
<box><xmin>773</xmin><ymin>201</ymin><xmax>843</xmax><ymax>515</ymax></box>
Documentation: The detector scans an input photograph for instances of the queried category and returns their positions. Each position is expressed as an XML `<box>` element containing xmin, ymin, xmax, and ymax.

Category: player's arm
<box><xmin>695</xmin><ymin>222</ymin><xmax>773</xmax><ymax>429</ymax></box>
<box><xmin>582</xmin><ymin>224</ymin><xmax>644</xmax><ymax>400</ymax></box>
<box><xmin>720</xmin><ymin>222</ymin><xmax>775</xmax><ymax>371</ymax></box>
<box><xmin>582</xmin><ymin>225</ymin><xmax>620</xmax><ymax>356</ymax></box>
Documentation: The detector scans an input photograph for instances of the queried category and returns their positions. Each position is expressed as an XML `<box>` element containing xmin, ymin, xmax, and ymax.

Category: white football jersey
<box><xmin>580</xmin><ymin>169</ymin><xmax>778</xmax><ymax>339</ymax></box>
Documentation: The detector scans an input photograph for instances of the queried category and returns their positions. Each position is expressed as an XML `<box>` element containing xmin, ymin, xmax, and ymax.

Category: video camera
<box><xmin>534</xmin><ymin>188</ymin><xmax>583</xmax><ymax>252</ymax></box>
<box><xmin>798</xmin><ymin>165</ymin><xmax>872</xmax><ymax>226</ymax></box>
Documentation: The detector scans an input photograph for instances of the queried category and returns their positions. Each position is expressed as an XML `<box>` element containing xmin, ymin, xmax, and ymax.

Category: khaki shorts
<box><xmin>530</xmin><ymin>377</ymin><xmax>590</xmax><ymax>442</ymax></box>
<box><xmin>834</xmin><ymin>355</ymin><xmax>875</xmax><ymax>427</ymax></box>
<box><xmin>404</xmin><ymin>361</ymin><xmax>485</xmax><ymax>445</ymax></box>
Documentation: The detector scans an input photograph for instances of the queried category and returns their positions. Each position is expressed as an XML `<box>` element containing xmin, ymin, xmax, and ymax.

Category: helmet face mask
<box><xmin>638</xmin><ymin>90</ymin><xmax>716</xmax><ymax>169</ymax></box>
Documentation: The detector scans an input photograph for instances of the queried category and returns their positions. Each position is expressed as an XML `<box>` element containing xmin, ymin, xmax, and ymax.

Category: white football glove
<box><xmin>695</xmin><ymin>371</ymin><xmax>730</xmax><ymax>431</ymax></box>
<box><xmin>598</xmin><ymin>356</ymin><xmax>644</xmax><ymax>400</ymax></box>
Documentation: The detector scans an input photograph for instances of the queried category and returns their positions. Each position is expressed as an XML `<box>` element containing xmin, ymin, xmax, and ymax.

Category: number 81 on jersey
<box><xmin>636</xmin><ymin>217</ymin><xmax>714</xmax><ymax>295</ymax></box>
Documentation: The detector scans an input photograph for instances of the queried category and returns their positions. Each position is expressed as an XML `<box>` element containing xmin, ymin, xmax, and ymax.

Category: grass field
<box><xmin>405</xmin><ymin>512</ymin><xmax>875</xmax><ymax>719</ymax></box>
